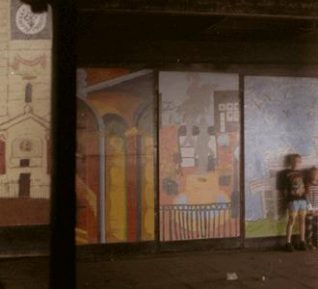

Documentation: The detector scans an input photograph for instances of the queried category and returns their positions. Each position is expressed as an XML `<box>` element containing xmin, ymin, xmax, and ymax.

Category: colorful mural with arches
<box><xmin>76</xmin><ymin>69</ymin><xmax>242</xmax><ymax>244</ymax></box>
<box><xmin>76</xmin><ymin>68</ymin><xmax>156</xmax><ymax>244</ymax></box>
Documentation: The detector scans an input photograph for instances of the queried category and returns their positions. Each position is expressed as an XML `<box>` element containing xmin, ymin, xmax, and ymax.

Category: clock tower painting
<box><xmin>0</xmin><ymin>0</ymin><xmax>52</xmax><ymax>226</ymax></box>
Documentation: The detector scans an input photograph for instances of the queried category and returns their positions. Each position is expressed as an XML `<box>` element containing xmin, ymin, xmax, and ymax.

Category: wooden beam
<box><xmin>49</xmin><ymin>1</ymin><xmax>76</xmax><ymax>289</ymax></box>
<box><xmin>77</xmin><ymin>0</ymin><xmax>318</xmax><ymax>19</ymax></box>
<box><xmin>19</xmin><ymin>1</ymin><xmax>76</xmax><ymax>288</ymax></box>
<box><xmin>77</xmin><ymin>38</ymin><xmax>318</xmax><ymax>66</ymax></box>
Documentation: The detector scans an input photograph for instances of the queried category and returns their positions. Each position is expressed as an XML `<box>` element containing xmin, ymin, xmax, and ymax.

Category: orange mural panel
<box><xmin>159</xmin><ymin>71</ymin><xmax>240</xmax><ymax>241</ymax></box>
<box><xmin>76</xmin><ymin>69</ymin><xmax>156</xmax><ymax>244</ymax></box>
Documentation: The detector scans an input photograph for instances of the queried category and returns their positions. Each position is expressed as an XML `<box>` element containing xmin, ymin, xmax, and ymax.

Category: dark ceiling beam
<box><xmin>77</xmin><ymin>39</ymin><xmax>318</xmax><ymax>66</ymax></box>
<box><xmin>23</xmin><ymin>0</ymin><xmax>318</xmax><ymax>19</ymax></box>
<box><xmin>76</xmin><ymin>11</ymin><xmax>318</xmax><ymax>66</ymax></box>
<box><xmin>49</xmin><ymin>1</ymin><xmax>76</xmax><ymax>289</ymax></box>
<box><xmin>77</xmin><ymin>0</ymin><xmax>318</xmax><ymax>20</ymax></box>
<box><xmin>20</xmin><ymin>0</ymin><xmax>76</xmax><ymax>289</ymax></box>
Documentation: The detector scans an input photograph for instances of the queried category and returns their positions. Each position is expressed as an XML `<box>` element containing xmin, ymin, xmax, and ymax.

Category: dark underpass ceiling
<box><xmin>77</xmin><ymin>11</ymin><xmax>318</xmax><ymax>65</ymax></box>
<box><xmin>77</xmin><ymin>0</ymin><xmax>318</xmax><ymax>19</ymax></box>
<box><xmin>78</xmin><ymin>13</ymin><xmax>318</xmax><ymax>42</ymax></box>
<box><xmin>21</xmin><ymin>0</ymin><xmax>318</xmax><ymax>65</ymax></box>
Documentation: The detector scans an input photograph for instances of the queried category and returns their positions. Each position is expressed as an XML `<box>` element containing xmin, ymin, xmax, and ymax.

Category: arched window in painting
<box><xmin>25</xmin><ymin>83</ymin><xmax>32</xmax><ymax>104</ymax></box>
<box><xmin>76</xmin><ymin>99</ymin><xmax>100</xmax><ymax>244</ymax></box>
<box><xmin>135</xmin><ymin>103</ymin><xmax>155</xmax><ymax>241</ymax></box>
<box><xmin>104</xmin><ymin>114</ymin><xmax>128</xmax><ymax>243</ymax></box>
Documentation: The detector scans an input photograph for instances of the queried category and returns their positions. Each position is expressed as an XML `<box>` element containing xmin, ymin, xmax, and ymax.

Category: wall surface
<box><xmin>245</xmin><ymin>76</ymin><xmax>318</xmax><ymax>238</ymax></box>
<box><xmin>0</xmin><ymin>0</ymin><xmax>52</xmax><ymax>226</ymax></box>
<box><xmin>159</xmin><ymin>71</ymin><xmax>240</xmax><ymax>241</ymax></box>
<box><xmin>76</xmin><ymin>68</ymin><xmax>156</xmax><ymax>244</ymax></box>
<box><xmin>76</xmin><ymin>69</ymin><xmax>241</xmax><ymax>244</ymax></box>
<box><xmin>76</xmin><ymin>68</ymin><xmax>318</xmax><ymax>245</ymax></box>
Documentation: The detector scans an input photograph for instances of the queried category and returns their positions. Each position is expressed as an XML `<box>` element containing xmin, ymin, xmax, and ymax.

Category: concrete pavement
<box><xmin>0</xmin><ymin>249</ymin><xmax>317</xmax><ymax>288</ymax></box>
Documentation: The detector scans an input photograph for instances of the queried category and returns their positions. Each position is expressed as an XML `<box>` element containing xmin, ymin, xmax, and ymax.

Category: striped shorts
<box><xmin>306</xmin><ymin>213</ymin><xmax>318</xmax><ymax>246</ymax></box>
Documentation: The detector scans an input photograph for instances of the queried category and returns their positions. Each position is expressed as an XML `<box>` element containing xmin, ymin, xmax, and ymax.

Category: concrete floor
<box><xmin>0</xmin><ymin>250</ymin><xmax>317</xmax><ymax>289</ymax></box>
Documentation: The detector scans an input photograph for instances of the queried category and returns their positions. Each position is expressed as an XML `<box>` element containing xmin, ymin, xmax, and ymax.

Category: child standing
<box><xmin>305</xmin><ymin>167</ymin><xmax>318</xmax><ymax>249</ymax></box>
<box><xmin>284</xmin><ymin>154</ymin><xmax>307</xmax><ymax>251</ymax></box>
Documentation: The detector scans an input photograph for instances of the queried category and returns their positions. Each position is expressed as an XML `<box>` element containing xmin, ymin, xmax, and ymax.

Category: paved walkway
<box><xmin>0</xmin><ymin>250</ymin><xmax>318</xmax><ymax>288</ymax></box>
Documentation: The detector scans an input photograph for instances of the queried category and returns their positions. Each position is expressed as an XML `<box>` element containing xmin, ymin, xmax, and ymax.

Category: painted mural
<box><xmin>245</xmin><ymin>76</ymin><xmax>318</xmax><ymax>238</ymax></box>
<box><xmin>0</xmin><ymin>0</ymin><xmax>52</xmax><ymax>226</ymax></box>
<box><xmin>159</xmin><ymin>71</ymin><xmax>240</xmax><ymax>241</ymax></box>
<box><xmin>76</xmin><ymin>68</ymin><xmax>156</xmax><ymax>244</ymax></box>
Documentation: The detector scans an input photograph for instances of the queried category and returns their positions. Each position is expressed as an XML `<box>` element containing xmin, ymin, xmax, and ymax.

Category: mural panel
<box><xmin>245</xmin><ymin>76</ymin><xmax>318</xmax><ymax>238</ymax></box>
<box><xmin>0</xmin><ymin>0</ymin><xmax>52</xmax><ymax>227</ymax></box>
<box><xmin>159</xmin><ymin>71</ymin><xmax>240</xmax><ymax>241</ymax></box>
<box><xmin>76</xmin><ymin>68</ymin><xmax>156</xmax><ymax>244</ymax></box>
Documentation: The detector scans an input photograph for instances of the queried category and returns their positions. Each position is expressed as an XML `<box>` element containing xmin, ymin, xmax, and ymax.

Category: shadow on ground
<box><xmin>0</xmin><ymin>250</ymin><xmax>317</xmax><ymax>289</ymax></box>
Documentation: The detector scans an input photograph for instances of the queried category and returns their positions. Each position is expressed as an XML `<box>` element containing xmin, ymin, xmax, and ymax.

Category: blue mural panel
<box><xmin>245</xmin><ymin>76</ymin><xmax>318</xmax><ymax>237</ymax></box>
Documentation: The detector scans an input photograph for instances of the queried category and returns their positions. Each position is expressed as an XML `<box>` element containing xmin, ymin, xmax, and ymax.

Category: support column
<box><xmin>126</xmin><ymin>128</ymin><xmax>141</xmax><ymax>241</ymax></box>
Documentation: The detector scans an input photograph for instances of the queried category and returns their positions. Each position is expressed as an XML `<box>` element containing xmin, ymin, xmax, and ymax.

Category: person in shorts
<box><xmin>305</xmin><ymin>167</ymin><xmax>318</xmax><ymax>249</ymax></box>
<box><xmin>284</xmin><ymin>154</ymin><xmax>307</xmax><ymax>251</ymax></box>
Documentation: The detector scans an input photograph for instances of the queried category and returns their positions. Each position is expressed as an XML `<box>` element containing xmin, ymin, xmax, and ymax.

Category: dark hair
<box><xmin>308</xmin><ymin>166</ymin><xmax>318</xmax><ymax>182</ymax></box>
<box><xmin>310</xmin><ymin>166</ymin><xmax>318</xmax><ymax>175</ymax></box>
<box><xmin>288</xmin><ymin>154</ymin><xmax>301</xmax><ymax>165</ymax></box>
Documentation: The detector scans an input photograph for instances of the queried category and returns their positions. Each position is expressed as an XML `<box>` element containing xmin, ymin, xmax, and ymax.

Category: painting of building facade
<box><xmin>245</xmin><ymin>76</ymin><xmax>318</xmax><ymax>238</ymax></box>
<box><xmin>159</xmin><ymin>71</ymin><xmax>240</xmax><ymax>241</ymax></box>
<box><xmin>76</xmin><ymin>68</ymin><xmax>156</xmax><ymax>244</ymax></box>
<box><xmin>0</xmin><ymin>0</ymin><xmax>52</xmax><ymax>226</ymax></box>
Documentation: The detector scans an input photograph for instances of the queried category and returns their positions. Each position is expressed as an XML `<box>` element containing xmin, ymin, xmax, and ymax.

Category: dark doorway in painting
<box><xmin>19</xmin><ymin>173</ymin><xmax>31</xmax><ymax>198</ymax></box>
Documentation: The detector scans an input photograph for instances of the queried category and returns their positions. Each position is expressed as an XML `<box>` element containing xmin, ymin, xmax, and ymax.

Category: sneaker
<box><xmin>299</xmin><ymin>241</ymin><xmax>307</xmax><ymax>251</ymax></box>
<box><xmin>286</xmin><ymin>242</ymin><xmax>295</xmax><ymax>252</ymax></box>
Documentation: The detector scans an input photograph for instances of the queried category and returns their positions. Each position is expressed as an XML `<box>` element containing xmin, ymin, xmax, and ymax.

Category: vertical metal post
<box><xmin>99</xmin><ymin>129</ymin><xmax>106</xmax><ymax>243</ymax></box>
<box><xmin>239</xmin><ymin>74</ymin><xmax>246</xmax><ymax>248</ymax></box>
<box><xmin>50</xmin><ymin>0</ymin><xmax>76</xmax><ymax>288</ymax></box>
<box><xmin>154</xmin><ymin>69</ymin><xmax>161</xmax><ymax>250</ymax></box>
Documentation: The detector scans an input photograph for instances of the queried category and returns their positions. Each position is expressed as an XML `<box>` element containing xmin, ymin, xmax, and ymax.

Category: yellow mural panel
<box><xmin>106</xmin><ymin>136</ymin><xmax>127</xmax><ymax>242</ymax></box>
<box><xmin>142</xmin><ymin>136</ymin><xmax>155</xmax><ymax>240</ymax></box>
<box><xmin>76</xmin><ymin>69</ymin><xmax>156</xmax><ymax>244</ymax></box>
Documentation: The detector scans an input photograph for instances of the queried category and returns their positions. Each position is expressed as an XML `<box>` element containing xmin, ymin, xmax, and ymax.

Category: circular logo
<box><xmin>15</xmin><ymin>4</ymin><xmax>47</xmax><ymax>35</ymax></box>
<box><xmin>20</xmin><ymin>139</ymin><xmax>33</xmax><ymax>152</ymax></box>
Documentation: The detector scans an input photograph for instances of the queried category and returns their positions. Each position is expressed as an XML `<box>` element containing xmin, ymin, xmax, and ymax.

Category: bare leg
<box><xmin>306</xmin><ymin>213</ymin><xmax>313</xmax><ymax>245</ymax></box>
<box><xmin>287</xmin><ymin>214</ymin><xmax>296</xmax><ymax>243</ymax></box>
<box><xmin>313</xmin><ymin>213</ymin><xmax>318</xmax><ymax>248</ymax></box>
<box><xmin>299</xmin><ymin>213</ymin><xmax>306</xmax><ymax>242</ymax></box>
